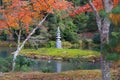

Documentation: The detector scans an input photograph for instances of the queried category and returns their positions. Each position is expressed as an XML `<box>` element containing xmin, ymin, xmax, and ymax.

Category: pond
<box><xmin>0</xmin><ymin>47</ymin><xmax>16</xmax><ymax>58</ymax></box>
<box><xmin>30</xmin><ymin>59</ymin><xmax>100</xmax><ymax>72</ymax></box>
<box><xmin>0</xmin><ymin>47</ymin><xmax>100</xmax><ymax>72</ymax></box>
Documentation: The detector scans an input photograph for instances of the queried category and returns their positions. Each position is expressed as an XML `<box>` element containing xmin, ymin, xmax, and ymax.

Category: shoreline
<box><xmin>22</xmin><ymin>53</ymin><xmax>100</xmax><ymax>63</ymax></box>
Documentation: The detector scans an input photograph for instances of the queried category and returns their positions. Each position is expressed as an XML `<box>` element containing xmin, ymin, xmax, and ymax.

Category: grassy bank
<box><xmin>21</xmin><ymin>48</ymin><xmax>100</xmax><ymax>60</ymax></box>
<box><xmin>0</xmin><ymin>69</ymin><xmax>119</xmax><ymax>80</ymax></box>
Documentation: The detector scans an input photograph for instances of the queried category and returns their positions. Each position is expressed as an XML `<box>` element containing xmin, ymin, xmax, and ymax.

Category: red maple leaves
<box><xmin>0</xmin><ymin>0</ymin><xmax>73</xmax><ymax>31</ymax></box>
<box><xmin>70</xmin><ymin>0</ymin><xmax>120</xmax><ymax>17</ymax></box>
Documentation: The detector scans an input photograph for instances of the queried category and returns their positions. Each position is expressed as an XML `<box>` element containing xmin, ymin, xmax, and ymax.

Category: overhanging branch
<box><xmin>88</xmin><ymin>0</ymin><xmax>102</xmax><ymax>32</ymax></box>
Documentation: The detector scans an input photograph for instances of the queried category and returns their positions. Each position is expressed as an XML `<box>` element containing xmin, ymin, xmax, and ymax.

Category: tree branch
<box><xmin>88</xmin><ymin>0</ymin><xmax>102</xmax><ymax>32</ymax></box>
<box><xmin>17</xmin><ymin>29</ymin><xmax>21</xmax><ymax>48</ymax></box>
<box><xmin>19</xmin><ymin>13</ymin><xmax>49</xmax><ymax>50</ymax></box>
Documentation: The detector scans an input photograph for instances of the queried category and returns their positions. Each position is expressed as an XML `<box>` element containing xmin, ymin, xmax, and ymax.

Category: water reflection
<box><xmin>0</xmin><ymin>47</ymin><xmax>16</xmax><ymax>58</ymax></box>
<box><xmin>29</xmin><ymin>59</ymin><xmax>100</xmax><ymax>72</ymax></box>
<box><xmin>0</xmin><ymin>47</ymin><xmax>100</xmax><ymax>72</ymax></box>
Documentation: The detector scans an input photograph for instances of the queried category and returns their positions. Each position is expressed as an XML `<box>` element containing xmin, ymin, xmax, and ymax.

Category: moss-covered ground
<box><xmin>21</xmin><ymin>48</ymin><xmax>100</xmax><ymax>60</ymax></box>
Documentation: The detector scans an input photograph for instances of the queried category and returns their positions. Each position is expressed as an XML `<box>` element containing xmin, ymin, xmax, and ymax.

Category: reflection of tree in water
<box><xmin>31</xmin><ymin>60</ymin><xmax>56</xmax><ymax>72</ymax></box>
<box><xmin>74</xmin><ymin>61</ymin><xmax>100</xmax><ymax>70</ymax></box>
<box><xmin>0</xmin><ymin>50</ymin><xmax>102</xmax><ymax>72</ymax></box>
<box><xmin>68</xmin><ymin>58</ymin><xmax>100</xmax><ymax>70</ymax></box>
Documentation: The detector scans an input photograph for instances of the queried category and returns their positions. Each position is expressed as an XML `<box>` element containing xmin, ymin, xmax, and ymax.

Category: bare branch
<box><xmin>19</xmin><ymin>13</ymin><xmax>49</xmax><ymax>50</ymax></box>
<box><xmin>38</xmin><ymin>13</ymin><xmax>49</xmax><ymax>26</ymax></box>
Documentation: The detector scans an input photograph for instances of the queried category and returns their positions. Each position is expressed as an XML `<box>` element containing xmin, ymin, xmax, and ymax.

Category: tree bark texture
<box><xmin>89</xmin><ymin>0</ymin><xmax>113</xmax><ymax>80</ymax></box>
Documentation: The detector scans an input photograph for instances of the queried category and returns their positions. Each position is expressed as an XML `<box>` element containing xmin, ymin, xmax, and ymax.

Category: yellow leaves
<box><xmin>10</xmin><ymin>23</ymin><xmax>19</xmax><ymax>28</ymax></box>
<box><xmin>109</xmin><ymin>13</ymin><xmax>120</xmax><ymax>26</ymax></box>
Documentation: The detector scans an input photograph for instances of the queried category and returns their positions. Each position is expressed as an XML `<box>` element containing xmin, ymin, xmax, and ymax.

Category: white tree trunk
<box><xmin>11</xmin><ymin>14</ymin><xmax>49</xmax><ymax>71</ymax></box>
<box><xmin>12</xmin><ymin>48</ymin><xmax>21</xmax><ymax>71</ymax></box>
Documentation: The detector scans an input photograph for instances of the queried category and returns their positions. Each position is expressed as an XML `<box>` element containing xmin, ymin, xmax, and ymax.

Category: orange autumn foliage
<box><xmin>31</xmin><ymin>0</ymin><xmax>72</xmax><ymax>13</ymax></box>
<box><xmin>0</xmin><ymin>0</ymin><xmax>72</xmax><ymax>32</ymax></box>
<box><xmin>3</xmin><ymin>0</ymin><xmax>11</xmax><ymax>3</ymax></box>
<box><xmin>114</xmin><ymin>46</ymin><xmax>120</xmax><ymax>52</ymax></box>
<box><xmin>109</xmin><ymin>13</ymin><xmax>120</xmax><ymax>26</ymax></box>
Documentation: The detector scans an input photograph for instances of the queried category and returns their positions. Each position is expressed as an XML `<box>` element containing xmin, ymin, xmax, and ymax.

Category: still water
<box><xmin>0</xmin><ymin>47</ymin><xmax>100</xmax><ymax>72</ymax></box>
<box><xmin>0</xmin><ymin>47</ymin><xmax>16</xmax><ymax>58</ymax></box>
<box><xmin>30</xmin><ymin>59</ymin><xmax>100</xmax><ymax>72</ymax></box>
